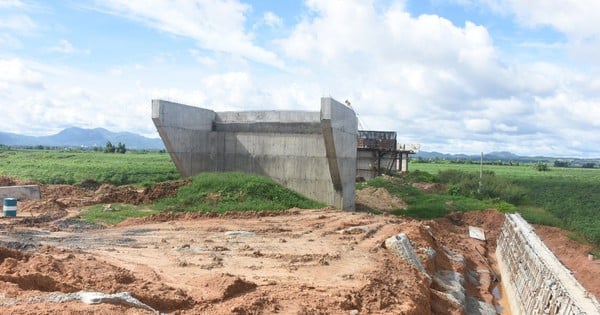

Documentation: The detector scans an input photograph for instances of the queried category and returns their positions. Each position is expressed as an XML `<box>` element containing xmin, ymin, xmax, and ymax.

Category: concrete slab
<box><xmin>0</xmin><ymin>185</ymin><xmax>41</xmax><ymax>200</ymax></box>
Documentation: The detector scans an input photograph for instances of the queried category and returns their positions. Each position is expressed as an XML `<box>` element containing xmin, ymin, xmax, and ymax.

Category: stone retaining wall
<box><xmin>496</xmin><ymin>213</ymin><xmax>600</xmax><ymax>314</ymax></box>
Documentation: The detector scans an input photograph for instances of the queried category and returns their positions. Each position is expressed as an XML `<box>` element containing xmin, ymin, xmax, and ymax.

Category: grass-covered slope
<box><xmin>153</xmin><ymin>172</ymin><xmax>324</xmax><ymax>212</ymax></box>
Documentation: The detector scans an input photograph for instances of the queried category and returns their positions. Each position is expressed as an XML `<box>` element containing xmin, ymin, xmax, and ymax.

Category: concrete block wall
<box><xmin>152</xmin><ymin>97</ymin><xmax>357</xmax><ymax>210</ymax></box>
<box><xmin>496</xmin><ymin>213</ymin><xmax>600</xmax><ymax>314</ymax></box>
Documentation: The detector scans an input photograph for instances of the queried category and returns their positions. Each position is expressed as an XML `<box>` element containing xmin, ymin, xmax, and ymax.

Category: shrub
<box><xmin>534</xmin><ymin>162</ymin><xmax>548</xmax><ymax>171</ymax></box>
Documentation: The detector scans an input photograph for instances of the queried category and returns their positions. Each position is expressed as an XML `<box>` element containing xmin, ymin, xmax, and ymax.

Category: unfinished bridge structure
<box><xmin>152</xmin><ymin>97</ymin><xmax>357</xmax><ymax>210</ymax></box>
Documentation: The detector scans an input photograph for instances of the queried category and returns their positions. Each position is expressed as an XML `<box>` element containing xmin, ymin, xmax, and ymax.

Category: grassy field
<box><xmin>0</xmin><ymin>149</ymin><xmax>179</xmax><ymax>186</ymax></box>
<box><xmin>411</xmin><ymin>161</ymin><xmax>600</xmax><ymax>248</ymax></box>
<box><xmin>410</xmin><ymin>161</ymin><xmax>600</xmax><ymax>180</ymax></box>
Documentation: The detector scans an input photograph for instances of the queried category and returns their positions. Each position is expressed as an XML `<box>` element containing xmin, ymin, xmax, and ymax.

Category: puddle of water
<box><xmin>492</xmin><ymin>282</ymin><xmax>512</xmax><ymax>315</ymax></box>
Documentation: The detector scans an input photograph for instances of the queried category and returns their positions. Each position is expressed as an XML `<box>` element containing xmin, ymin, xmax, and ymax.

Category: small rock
<box><xmin>225</xmin><ymin>230</ymin><xmax>255</xmax><ymax>236</ymax></box>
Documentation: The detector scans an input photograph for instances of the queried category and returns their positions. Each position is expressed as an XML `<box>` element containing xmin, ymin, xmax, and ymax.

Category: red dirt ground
<box><xmin>0</xmin><ymin>178</ymin><xmax>597</xmax><ymax>314</ymax></box>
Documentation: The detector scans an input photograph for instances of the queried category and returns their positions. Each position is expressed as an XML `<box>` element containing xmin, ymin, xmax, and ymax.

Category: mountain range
<box><xmin>0</xmin><ymin>127</ymin><xmax>165</xmax><ymax>150</ymax></box>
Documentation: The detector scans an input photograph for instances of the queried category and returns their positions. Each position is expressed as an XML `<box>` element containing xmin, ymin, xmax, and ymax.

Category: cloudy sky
<box><xmin>1</xmin><ymin>0</ymin><xmax>599</xmax><ymax>157</ymax></box>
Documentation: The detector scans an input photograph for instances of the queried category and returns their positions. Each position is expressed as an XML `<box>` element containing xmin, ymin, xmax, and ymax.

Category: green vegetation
<box><xmin>104</xmin><ymin>141</ymin><xmax>127</xmax><ymax>154</ymax></box>
<box><xmin>0</xmin><ymin>149</ymin><xmax>179</xmax><ymax>186</ymax></box>
<box><xmin>153</xmin><ymin>172</ymin><xmax>324</xmax><ymax>213</ymax></box>
<box><xmin>358</xmin><ymin>174</ymin><xmax>503</xmax><ymax>219</ymax></box>
<box><xmin>81</xmin><ymin>204</ymin><xmax>159</xmax><ymax>225</ymax></box>
<box><xmin>534</xmin><ymin>162</ymin><xmax>549</xmax><ymax>171</ymax></box>
<box><xmin>411</xmin><ymin>161</ymin><xmax>600</xmax><ymax>247</ymax></box>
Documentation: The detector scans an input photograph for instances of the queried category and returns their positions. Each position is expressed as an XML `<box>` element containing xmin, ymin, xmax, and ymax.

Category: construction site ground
<box><xmin>0</xmin><ymin>179</ymin><xmax>598</xmax><ymax>314</ymax></box>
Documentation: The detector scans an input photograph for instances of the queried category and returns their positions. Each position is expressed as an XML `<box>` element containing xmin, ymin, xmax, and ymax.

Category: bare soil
<box><xmin>355</xmin><ymin>187</ymin><xmax>407</xmax><ymax>212</ymax></box>
<box><xmin>534</xmin><ymin>225</ymin><xmax>600</xmax><ymax>299</ymax></box>
<box><xmin>0</xmin><ymin>180</ymin><xmax>598</xmax><ymax>314</ymax></box>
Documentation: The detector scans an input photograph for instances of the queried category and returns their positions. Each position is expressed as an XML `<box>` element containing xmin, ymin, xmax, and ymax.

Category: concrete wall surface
<box><xmin>0</xmin><ymin>185</ymin><xmax>41</xmax><ymax>200</ymax></box>
<box><xmin>152</xmin><ymin>98</ymin><xmax>357</xmax><ymax>210</ymax></box>
<box><xmin>496</xmin><ymin>213</ymin><xmax>600</xmax><ymax>314</ymax></box>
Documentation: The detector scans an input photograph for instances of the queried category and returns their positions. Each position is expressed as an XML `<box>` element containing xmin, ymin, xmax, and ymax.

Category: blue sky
<box><xmin>1</xmin><ymin>0</ymin><xmax>599</xmax><ymax>157</ymax></box>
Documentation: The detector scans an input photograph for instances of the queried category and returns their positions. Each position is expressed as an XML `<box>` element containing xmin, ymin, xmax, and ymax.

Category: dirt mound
<box><xmin>77</xmin><ymin>179</ymin><xmax>101</xmax><ymax>190</ymax></box>
<box><xmin>0</xmin><ymin>176</ymin><xmax>17</xmax><ymax>186</ymax></box>
<box><xmin>355</xmin><ymin>186</ymin><xmax>407</xmax><ymax>212</ymax></box>
<box><xmin>19</xmin><ymin>185</ymin><xmax>89</xmax><ymax>214</ymax></box>
<box><xmin>12</xmin><ymin>181</ymin><xmax>190</xmax><ymax>226</ymax></box>
<box><xmin>0</xmin><ymin>176</ymin><xmax>35</xmax><ymax>187</ymax></box>
<box><xmin>92</xmin><ymin>184</ymin><xmax>139</xmax><ymax>204</ymax></box>
<box><xmin>191</xmin><ymin>274</ymin><xmax>257</xmax><ymax>301</ymax></box>
<box><xmin>0</xmin><ymin>246</ymin><xmax>193</xmax><ymax>312</ymax></box>
<box><xmin>138</xmin><ymin>180</ymin><xmax>189</xmax><ymax>203</ymax></box>
<box><xmin>90</xmin><ymin>181</ymin><xmax>188</xmax><ymax>205</ymax></box>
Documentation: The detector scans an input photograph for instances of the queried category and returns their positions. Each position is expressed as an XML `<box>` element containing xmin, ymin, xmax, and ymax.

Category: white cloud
<box><xmin>93</xmin><ymin>0</ymin><xmax>284</xmax><ymax>68</ymax></box>
<box><xmin>269</xmin><ymin>0</ymin><xmax>600</xmax><ymax>156</ymax></box>
<box><xmin>109</xmin><ymin>66</ymin><xmax>123</xmax><ymax>76</ymax></box>
<box><xmin>48</xmin><ymin>39</ymin><xmax>90</xmax><ymax>54</ymax></box>
<box><xmin>474</xmin><ymin>0</ymin><xmax>600</xmax><ymax>66</ymax></box>
<box><xmin>504</xmin><ymin>0</ymin><xmax>600</xmax><ymax>39</ymax></box>
<box><xmin>465</xmin><ymin>118</ymin><xmax>492</xmax><ymax>132</ymax></box>
<box><xmin>188</xmin><ymin>49</ymin><xmax>216</xmax><ymax>66</ymax></box>
<box><xmin>0</xmin><ymin>0</ymin><xmax>26</xmax><ymax>9</ymax></box>
<box><xmin>2</xmin><ymin>1</ymin><xmax>600</xmax><ymax>157</ymax></box>
<box><xmin>0</xmin><ymin>58</ymin><xmax>43</xmax><ymax>89</ymax></box>
<box><xmin>0</xmin><ymin>33</ymin><xmax>21</xmax><ymax>48</ymax></box>
<box><xmin>49</xmin><ymin>39</ymin><xmax>74</xmax><ymax>53</ymax></box>
<box><xmin>0</xmin><ymin>14</ymin><xmax>36</xmax><ymax>32</ymax></box>
<box><xmin>262</xmin><ymin>11</ymin><xmax>282</xmax><ymax>28</ymax></box>
<box><xmin>495</xmin><ymin>123</ymin><xmax>518</xmax><ymax>132</ymax></box>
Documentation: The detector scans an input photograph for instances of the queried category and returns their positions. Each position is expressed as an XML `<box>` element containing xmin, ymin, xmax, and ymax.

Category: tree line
<box><xmin>104</xmin><ymin>141</ymin><xmax>126</xmax><ymax>154</ymax></box>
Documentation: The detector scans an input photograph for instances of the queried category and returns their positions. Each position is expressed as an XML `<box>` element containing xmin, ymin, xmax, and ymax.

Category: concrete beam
<box><xmin>0</xmin><ymin>185</ymin><xmax>41</xmax><ymax>200</ymax></box>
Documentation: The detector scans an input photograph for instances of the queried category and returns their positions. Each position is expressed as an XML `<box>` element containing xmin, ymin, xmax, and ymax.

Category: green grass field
<box><xmin>410</xmin><ymin>161</ymin><xmax>600</xmax><ymax>180</ymax></box>
<box><xmin>411</xmin><ymin>161</ymin><xmax>600</xmax><ymax>247</ymax></box>
<box><xmin>0</xmin><ymin>149</ymin><xmax>179</xmax><ymax>186</ymax></box>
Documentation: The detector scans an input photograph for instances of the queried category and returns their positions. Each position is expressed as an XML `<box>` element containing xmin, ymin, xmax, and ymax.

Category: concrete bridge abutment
<box><xmin>152</xmin><ymin>97</ymin><xmax>357</xmax><ymax>210</ymax></box>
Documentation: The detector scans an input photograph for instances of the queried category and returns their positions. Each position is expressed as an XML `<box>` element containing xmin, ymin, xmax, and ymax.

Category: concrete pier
<box><xmin>152</xmin><ymin>97</ymin><xmax>357</xmax><ymax>210</ymax></box>
<box><xmin>496</xmin><ymin>213</ymin><xmax>600</xmax><ymax>314</ymax></box>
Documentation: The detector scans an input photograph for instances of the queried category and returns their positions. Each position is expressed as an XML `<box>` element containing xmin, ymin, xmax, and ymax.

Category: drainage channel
<box><xmin>496</xmin><ymin>213</ymin><xmax>600</xmax><ymax>314</ymax></box>
<box><xmin>492</xmin><ymin>281</ymin><xmax>511</xmax><ymax>314</ymax></box>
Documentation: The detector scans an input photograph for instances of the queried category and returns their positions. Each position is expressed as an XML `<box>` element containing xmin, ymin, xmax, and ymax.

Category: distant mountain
<box><xmin>0</xmin><ymin>127</ymin><xmax>165</xmax><ymax>150</ymax></box>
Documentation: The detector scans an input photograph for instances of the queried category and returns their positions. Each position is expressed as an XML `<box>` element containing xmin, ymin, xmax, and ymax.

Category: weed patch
<box><xmin>153</xmin><ymin>172</ymin><xmax>323</xmax><ymax>212</ymax></box>
<box><xmin>80</xmin><ymin>204</ymin><xmax>159</xmax><ymax>225</ymax></box>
